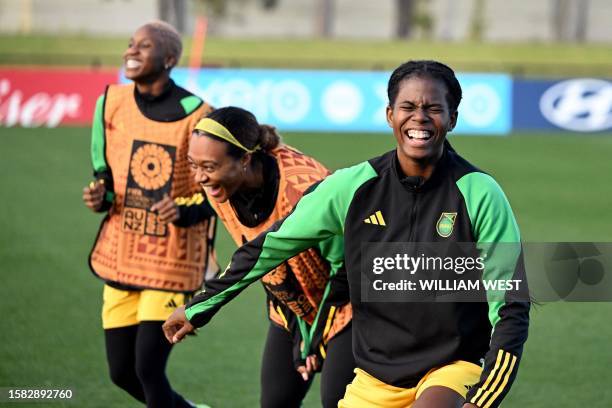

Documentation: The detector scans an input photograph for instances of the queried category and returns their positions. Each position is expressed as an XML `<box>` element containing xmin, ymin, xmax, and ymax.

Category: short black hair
<box><xmin>387</xmin><ymin>60</ymin><xmax>462</xmax><ymax>112</ymax></box>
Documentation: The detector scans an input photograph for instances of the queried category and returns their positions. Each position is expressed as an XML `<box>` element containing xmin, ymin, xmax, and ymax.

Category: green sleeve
<box><xmin>457</xmin><ymin>172</ymin><xmax>521</xmax><ymax>324</ymax></box>
<box><xmin>458</xmin><ymin>172</ymin><xmax>530</xmax><ymax>408</ymax></box>
<box><xmin>90</xmin><ymin>91</ymin><xmax>115</xmax><ymax>208</ymax></box>
<box><xmin>185</xmin><ymin>161</ymin><xmax>378</xmax><ymax>327</ymax></box>
<box><xmin>90</xmin><ymin>93</ymin><xmax>107</xmax><ymax>173</ymax></box>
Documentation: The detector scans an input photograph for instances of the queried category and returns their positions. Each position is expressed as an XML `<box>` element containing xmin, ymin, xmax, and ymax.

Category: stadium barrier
<box><xmin>0</xmin><ymin>68</ymin><xmax>118</xmax><ymax>128</ymax></box>
<box><xmin>513</xmin><ymin>78</ymin><xmax>612</xmax><ymax>132</ymax></box>
<box><xmin>1</xmin><ymin>67</ymin><xmax>610</xmax><ymax>133</ymax></box>
<box><xmin>161</xmin><ymin>68</ymin><xmax>512</xmax><ymax>135</ymax></box>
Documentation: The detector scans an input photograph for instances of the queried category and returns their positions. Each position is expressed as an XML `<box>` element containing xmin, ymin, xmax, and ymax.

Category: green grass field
<box><xmin>1</xmin><ymin>127</ymin><xmax>612</xmax><ymax>407</ymax></box>
<box><xmin>1</xmin><ymin>34</ymin><xmax>612</xmax><ymax>77</ymax></box>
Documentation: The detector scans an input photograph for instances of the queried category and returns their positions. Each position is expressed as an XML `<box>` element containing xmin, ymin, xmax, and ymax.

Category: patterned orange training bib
<box><xmin>90</xmin><ymin>84</ymin><xmax>216</xmax><ymax>292</ymax></box>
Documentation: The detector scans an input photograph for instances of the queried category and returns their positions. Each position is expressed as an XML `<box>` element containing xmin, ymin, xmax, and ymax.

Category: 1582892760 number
<box><xmin>2</xmin><ymin>388</ymin><xmax>74</xmax><ymax>401</ymax></box>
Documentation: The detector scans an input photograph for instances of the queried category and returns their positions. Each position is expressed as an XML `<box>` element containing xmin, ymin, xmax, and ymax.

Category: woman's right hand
<box><xmin>296</xmin><ymin>354</ymin><xmax>319</xmax><ymax>381</ymax></box>
<box><xmin>83</xmin><ymin>179</ymin><xmax>106</xmax><ymax>212</ymax></box>
<box><xmin>162</xmin><ymin>306</ymin><xmax>195</xmax><ymax>344</ymax></box>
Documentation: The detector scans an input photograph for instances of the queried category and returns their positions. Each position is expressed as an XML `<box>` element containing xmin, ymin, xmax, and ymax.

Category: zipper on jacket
<box><xmin>407</xmin><ymin>189</ymin><xmax>419</xmax><ymax>242</ymax></box>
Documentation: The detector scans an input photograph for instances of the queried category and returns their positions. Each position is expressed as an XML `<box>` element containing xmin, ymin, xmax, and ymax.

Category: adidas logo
<box><xmin>364</xmin><ymin>210</ymin><xmax>386</xmax><ymax>226</ymax></box>
<box><xmin>165</xmin><ymin>299</ymin><xmax>178</xmax><ymax>309</ymax></box>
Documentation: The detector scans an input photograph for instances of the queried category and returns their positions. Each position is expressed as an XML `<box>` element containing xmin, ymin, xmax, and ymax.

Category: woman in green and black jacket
<box><xmin>163</xmin><ymin>60</ymin><xmax>530</xmax><ymax>408</ymax></box>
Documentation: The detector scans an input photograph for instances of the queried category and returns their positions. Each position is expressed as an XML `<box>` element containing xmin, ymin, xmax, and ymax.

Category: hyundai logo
<box><xmin>539</xmin><ymin>79</ymin><xmax>612</xmax><ymax>132</ymax></box>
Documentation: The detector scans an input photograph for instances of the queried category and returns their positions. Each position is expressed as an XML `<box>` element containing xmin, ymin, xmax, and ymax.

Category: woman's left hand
<box><xmin>151</xmin><ymin>194</ymin><xmax>179</xmax><ymax>224</ymax></box>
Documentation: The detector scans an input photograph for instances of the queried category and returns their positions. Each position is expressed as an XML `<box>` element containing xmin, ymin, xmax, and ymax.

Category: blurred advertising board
<box><xmin>15</xmin><ymin>67</ymin><xmax>612</xmax><ymax>135</ymax></box>
<box><xmin>0</xmin><ymin>68</ymin><xmax>117</xmax><ymax>127</ymax></box>
<box><xmin>161</xmin><ymin>68</ymin><xmax>513</xmax><ymax>135</ymax></box>
<box><xmin>513</xmin><ymin>78</ymin><xmax>612</xmax><ymax>132</ymax></box>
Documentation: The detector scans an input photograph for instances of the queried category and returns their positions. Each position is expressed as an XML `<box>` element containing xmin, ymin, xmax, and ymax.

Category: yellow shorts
<box><xmin>102</xmin><ymin>284</ymin><xmax>187</xmax><ymax>329</ymax></box>
<box><xmin>339</xmin><ymin>361</ymin><xmax>482</xmax><ymax>408</ymax></box>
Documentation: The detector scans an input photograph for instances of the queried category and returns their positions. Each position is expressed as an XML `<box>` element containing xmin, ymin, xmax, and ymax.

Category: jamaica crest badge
<box><xmin>436</xmin><ymin>212</ymin><xmax>457</xmax><ymax>238</ymax></box>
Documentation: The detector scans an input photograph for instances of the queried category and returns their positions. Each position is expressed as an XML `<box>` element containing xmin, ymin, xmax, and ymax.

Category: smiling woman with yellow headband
<box><xmin>162</xmin><ymin>106</ymin><xmax>356</xmax><ymax>408</ymax></box>
<box><xmin>195</xmin><ymin>118</ymin><xmax>261</xmax><ymax>153</ymax></box>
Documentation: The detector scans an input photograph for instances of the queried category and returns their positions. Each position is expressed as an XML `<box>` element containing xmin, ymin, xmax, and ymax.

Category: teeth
<box><xmin>407</xmin><ymin>130</ymin><xmax>431</xmax><ymax>140</ymax></box>
<box><xmin>125</xmin><ymin>59</ymin><xmax>141</xmax><ymax>69</ymax></box>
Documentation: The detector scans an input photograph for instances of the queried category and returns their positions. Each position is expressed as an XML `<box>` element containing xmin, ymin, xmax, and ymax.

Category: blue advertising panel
<box><xmin>513</xmin><ymin>78</ymin><xmax>612</xmax><ymax>132</ymax></box>
<box><xmin>171</xmin><ymin>68</ymin><xmax>389</xmax><ymax>133</ymax></box>
<box><xmin>453</xmin><ymin>73</ymin><xmax>512</xmax><ymax>135</ymax></box>
<box><xmin>121</xmin><ymin>68</ymin><xmax>511</xmax><ymax>135</ymax></box>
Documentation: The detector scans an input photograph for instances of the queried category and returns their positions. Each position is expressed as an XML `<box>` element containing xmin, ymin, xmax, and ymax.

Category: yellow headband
<box><xmin>194</xmin><ymin>118</ymin><xmax>260</xmax><ymax>154</ymax></box>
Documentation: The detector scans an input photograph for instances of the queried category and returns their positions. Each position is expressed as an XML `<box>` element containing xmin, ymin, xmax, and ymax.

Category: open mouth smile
<box><xmin>406</xmin><ymin>129</ymin><xmax>433</xmax><ymax>141</ymax></box>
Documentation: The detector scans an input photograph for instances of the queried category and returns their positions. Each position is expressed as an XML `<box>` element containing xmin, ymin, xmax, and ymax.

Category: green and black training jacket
<box><xmin>185</xmin><ymin>143</ymin><xmax>529</xmax><ymax>408</ymax></box>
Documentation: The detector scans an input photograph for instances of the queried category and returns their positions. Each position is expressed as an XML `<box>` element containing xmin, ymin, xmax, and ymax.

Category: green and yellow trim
<box><xmin>469</xmin><ymin>349</ymin><xmax>518</xmax><ymax>408</ymax></box>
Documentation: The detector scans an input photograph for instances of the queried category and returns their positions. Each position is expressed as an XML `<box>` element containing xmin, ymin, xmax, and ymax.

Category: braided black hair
<box><xmin>387</xmin><ymin>60</ymin><xmax>462</xmax><ymax>113</ymax></box>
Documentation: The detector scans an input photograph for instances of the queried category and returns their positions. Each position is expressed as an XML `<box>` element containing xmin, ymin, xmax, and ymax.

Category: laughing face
<box><xmin>386</xmin><ymin>75</ymin><xmax>458</xmax><ymax>176</ymax></box>
<box><xmin>187</xmin><ymin>133</ymin><xmax>248</xmax><ymax>203</ymax></box>
<box><xmin>123</xmin><ymin>26</ymin><xmax>171</xmax><ymax>83</ymax></box>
